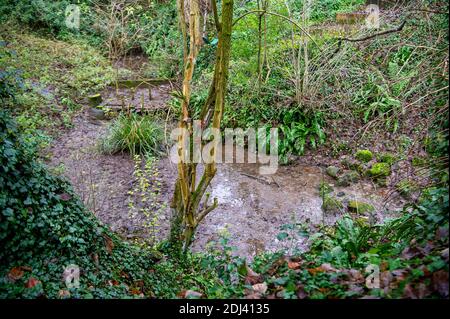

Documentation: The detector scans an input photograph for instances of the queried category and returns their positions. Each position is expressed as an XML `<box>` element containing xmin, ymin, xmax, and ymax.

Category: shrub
<box><xmin>99</xmin><ymin>113</ymin><xmax>165</xmax><ymax>157</ymax></box>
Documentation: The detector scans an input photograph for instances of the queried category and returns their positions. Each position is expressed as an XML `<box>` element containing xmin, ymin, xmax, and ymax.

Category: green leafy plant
<box><xmin>128</xmin><ymin>155</ymin><xmax>166</xmax><ymax>249</ymax></box>
<box><xmin>99</xmin><ymin>113</ymin><xmax>165</xmax><ymax>157</ymax></box>
<box><xmin>278</xmin><ymin>109</ymin><xmax>326</xmax><ymax>162</ymax></box>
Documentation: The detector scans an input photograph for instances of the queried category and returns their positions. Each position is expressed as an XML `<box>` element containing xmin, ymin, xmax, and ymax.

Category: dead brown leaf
<box><xmin>25</xmin><ymin>277</ymin><xmax>41</xmax><ymax>289</ymax></box>
<box><xmin>307</xmin><ymin>267</ymin><xmax>325</xmax><ymax>275</ymax></box>
<box><xmin>8</xmin><ymin>267</ymin><xmax>25</xmax><ymax>282</ymax></box>
<box><xmin>267</xmin><ymin>257</ymin><xmax>286</xmax><ymax>276</ymax></box>
<box><xmin>403</xmin><ymin>283</ymin><xmax>431</xmax><ymax>299</ymax></box>
<box><xmin>244</xmin><ymin>266</ymin><xmax>262</xmax><ymax>285</ymax></box>
<box><xmin>104</xmin><ymin>235</ymin><xmax>114</xmax><ymax>254</ymax></box>
<box><xmin>59</xmin><ymin>193</ymin><xmax>72</xmax><ymax>201</ymax></box>
<box><xmin>245</xmin><ymin>293</ymin><xmax>262</xmax><ymax>299</ymax></box>
<box><xmin>130</xmin><ymin>287</ymin><xmax>141</xmax><ymax>295</ymax></box>
<box><xmin>58</xmin><ymin>290</ymin><xmax>71</xmax><ymax>298</ymax></box>
<box><xmin>287</xmin><ymin>260</ymin><xmax>301</xmax><ymax>270</ymax></box>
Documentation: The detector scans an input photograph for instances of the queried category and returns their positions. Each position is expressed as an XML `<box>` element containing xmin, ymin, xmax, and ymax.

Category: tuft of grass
<box><xmin>99</xmin><ymin>113</ymin><xmax>165</xmax><ymax>157</ymax></box>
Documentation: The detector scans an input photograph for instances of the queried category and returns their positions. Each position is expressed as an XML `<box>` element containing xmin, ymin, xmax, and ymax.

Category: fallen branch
<box><xmin>331</xmin><ymin>20</ymin><xmax>407</xmax><ymax>58</ymax></box>
<box><xmin>337</xmin><ymin>20</ymin><xmax>407</xmax><ymax>43</ymax></box>
<box><xmin>241</xmin><ymin>172</ymin><xmax>280</xmax><ymax>187</ymax></box>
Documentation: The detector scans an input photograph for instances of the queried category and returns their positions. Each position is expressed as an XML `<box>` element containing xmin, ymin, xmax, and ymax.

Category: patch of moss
<box><xmin>379</xmin><ymin>153</ymin><xmax>396</xmax><ymax>165</ymax></box>
<box><xmin>355</xmin><ymin>149</ymin><xmax>373</xmax><ymax>162</ymax></box>
<box><xmin>348</xmin><ymin>200</ymin><xmax>375</xmax><ymax>214</ymax></box>
<box><xmin>368</xmin><ymin>162</ymin><xmax>391</xmax><ymax>178</ymax></box>
<box><xmin>322</xmin><ymin>195</ymin><xmax>344</xmax><ymax>213</ymax></box>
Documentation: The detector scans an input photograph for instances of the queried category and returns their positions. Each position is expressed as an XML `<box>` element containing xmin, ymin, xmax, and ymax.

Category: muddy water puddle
<box><xmin>187</xmin><ymin>153</ymin><xmax>403</xmax><ymax>257</ymax></box>
<box><xmin>49</xmin><ymin>110</ymin><xmax>405</xmax><ymax>259</ymax></box>
<box><xmin>130</xmin><ymin>145</ymin><xmax>404</xmax><ymax>258</ymax></box>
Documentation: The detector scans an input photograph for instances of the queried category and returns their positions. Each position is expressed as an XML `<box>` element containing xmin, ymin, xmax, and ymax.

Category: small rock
<box><xmin>88</xmin><ymin>94</ymin><xmax>103</xmax><ymax>107</ymax></box>
<box><xmin>88</xmin><ymin>107</ymin><xmax>107</xmax><ymax>120</ymax></box>
<box><xmin>337</xmin><ymin>191</ymin><xmax>345</xmax><ymax>197</ymax></box>
<box><xmin>326</xmin><ymin>166</ymin><xmax>340</xmax><ymax>179</ymax></box>
<box><xmin>276</xmin><ymin>289</ymin><xmax>286</xmax><ymax>298</ymax></box>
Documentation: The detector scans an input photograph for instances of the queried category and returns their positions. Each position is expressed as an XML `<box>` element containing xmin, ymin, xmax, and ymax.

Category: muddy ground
<box><xmin>47</xmin><ymin>85</ymin><xmax>406</xmax><ymax>259</ymax></box>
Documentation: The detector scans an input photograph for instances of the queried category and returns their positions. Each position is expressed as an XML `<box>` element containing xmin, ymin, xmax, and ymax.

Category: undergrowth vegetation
<box><xmin>0</xmin><ymin>28</ymin><xmax>114</xmax><ymax>148</ymax></box>
<box><xmin>0</xmin><ymin>0</ymin><xmax>448</xmax><ymax>300</ymax></box>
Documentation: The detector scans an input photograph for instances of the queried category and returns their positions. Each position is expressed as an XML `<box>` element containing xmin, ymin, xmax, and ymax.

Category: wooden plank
<box><xmin>113</xmin><ymin>78</ymin><xmax>175</xmax><ymax>89</ymax></box>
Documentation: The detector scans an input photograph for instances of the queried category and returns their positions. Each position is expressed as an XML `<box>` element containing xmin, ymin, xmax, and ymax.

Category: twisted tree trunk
<box><xmin>169</xmin><ymin>0</ymin><xmax>235</xmax><ymax>254</ymax></box>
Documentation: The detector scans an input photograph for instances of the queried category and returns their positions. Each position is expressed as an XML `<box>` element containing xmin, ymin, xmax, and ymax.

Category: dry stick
<box><xmin>240</xmin><ymin>172</ymin><xmax>280</xmax><ymax>187</ymax></box>
<box><xmin>411</xmin><ymin>8</ymin><xmax>449</xmax><ymax>15</ymax></box>
<box><xmin>332</xmin><ymin>20</ymin><xmax>407</xmax><ymax>58</ymax></box>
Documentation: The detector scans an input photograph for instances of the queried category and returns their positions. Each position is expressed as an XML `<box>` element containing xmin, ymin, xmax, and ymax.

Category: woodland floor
<box><xmin>46</xmin><ymin>84</ymin><xmax>407</xmax><ymax>258</ymax></box>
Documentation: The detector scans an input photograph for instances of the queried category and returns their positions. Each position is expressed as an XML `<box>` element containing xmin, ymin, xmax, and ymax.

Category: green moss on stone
<box><xmin>368</xmin><ymin>162</ymin><xmax>391</xmax><ymax>178</ymax></box>
<box><xmin>379</xmin><ymin>153</ymin><xmax>395</xmax><ymax>165</ymax></box>
<box><xmin>355</xmin><ymin>150</ymin><xmax>373</xmax><ymax>162</ymax></box>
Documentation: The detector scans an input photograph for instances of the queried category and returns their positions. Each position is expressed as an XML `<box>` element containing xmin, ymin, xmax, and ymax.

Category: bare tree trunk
<box><xmin>170</xmin><ymin>0</ymin><xmax>235</xmax><ymax>254</ymax></box>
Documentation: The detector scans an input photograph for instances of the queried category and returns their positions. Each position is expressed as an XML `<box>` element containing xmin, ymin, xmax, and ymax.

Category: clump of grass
<box><xmin>99</xmin><ymin>113</ymin><xmax>165</xmax><ymax>156</ymax></box>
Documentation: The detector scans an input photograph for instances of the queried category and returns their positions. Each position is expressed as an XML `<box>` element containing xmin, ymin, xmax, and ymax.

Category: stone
<box><xmin>326</xmin><ymin>166</ymin><xmax>340</xmax><ymax>179</ymax></box>
<box><xmin>348</xmin><ymin>200</ymin><xmax>375</xmax><ymax>214</ymax></box>
<box><xmin>378</xmin><ymin>153</ymin><xmax>395</xmax><ymax>165</ymax></box>
<box><xmin>88</xmin><ymin>94</ymin><xmax>102</xmax><ymax>107</ymax></box>
<box><xmin>87</xmin><ymin>107</ymin><xmax>107</xmax><ymax>120</ymax></box>
<box><xmin>184</xmin><ymin>290</ymin><xmax>203</xmax><ymax>298</ymax></box>
<box><xmin>355</xmin><ymin>149</ymin><xmax>373</xmax><ymax>162</ymax></box>
<box><xmin>337</xmin><ymin>191</ymin><xmax>345</xmax><ymax>197</ymax></box>
<box><xmin>337</xmin><ymin>171</ymin><xmax>360</xmax><ymax>186</ymax></box>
